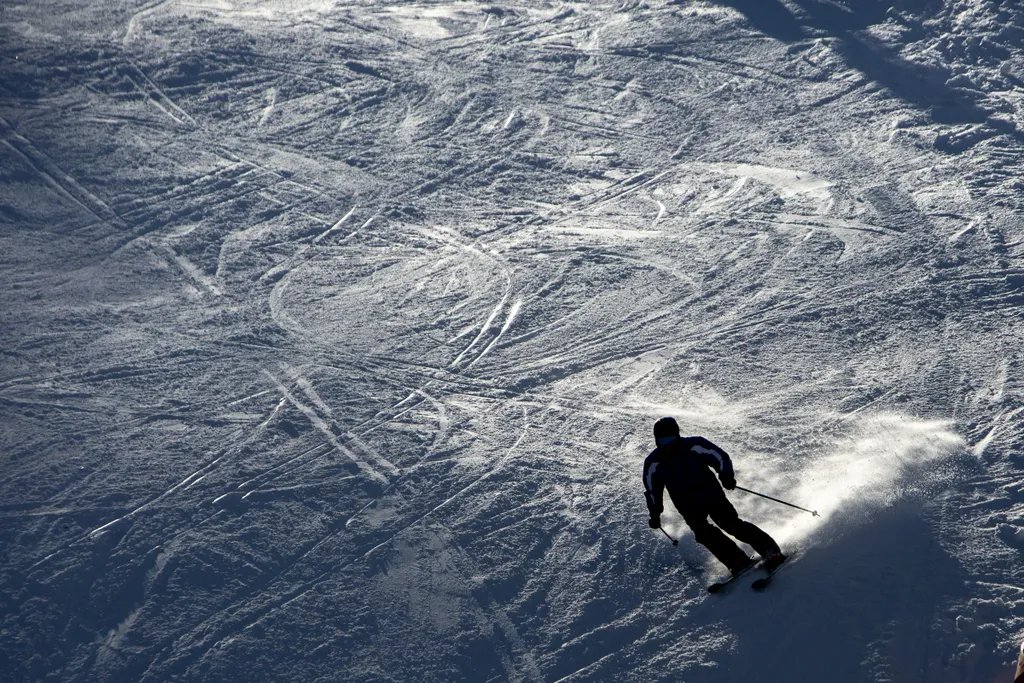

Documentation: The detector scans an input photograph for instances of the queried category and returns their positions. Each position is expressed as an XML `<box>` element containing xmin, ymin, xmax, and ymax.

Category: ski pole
<box><xmin>734</xmin><ymin>486</ymin><xmax>819</xmax><ymax>517</ymax></box>
<box><xmin>660</xmin><ymin>527</ymin><xmax>679</xmax><ymax>546</ymax></box>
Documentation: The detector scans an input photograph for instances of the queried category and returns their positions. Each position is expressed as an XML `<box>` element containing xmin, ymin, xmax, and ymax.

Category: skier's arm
<box><xmin>642</xmin><ymin>456</ymin><xmax>665</xmax><ymax>522</ymax></box>
<box><xmin>691</xmin><ymin>437</ymin><xmax>736</xmax><ymax>488</ymax></box>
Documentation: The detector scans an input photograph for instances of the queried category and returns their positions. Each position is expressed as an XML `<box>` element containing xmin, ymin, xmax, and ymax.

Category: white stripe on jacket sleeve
<box><xmin>645</xmin><ymin>461</ymin><xmax>659</xmax><ymax>491</ymax></box>
<box><xmin>692</xmin><ymin>445</ymin><xmax>724</xmax><ymax>469</ymax></box>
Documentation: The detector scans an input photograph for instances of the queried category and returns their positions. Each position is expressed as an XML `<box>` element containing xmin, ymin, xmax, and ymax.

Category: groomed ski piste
<box><xmin>2</xmin><ymin>1</ymin><xmax>1024</xmax><ymax>681</ymax></box>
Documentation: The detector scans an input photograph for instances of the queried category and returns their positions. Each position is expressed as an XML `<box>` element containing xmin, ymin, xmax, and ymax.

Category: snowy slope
<box><xmin>2</xmin><ymin>1</ymin><xmax>1024</xmax><ymax>681</ymax></box>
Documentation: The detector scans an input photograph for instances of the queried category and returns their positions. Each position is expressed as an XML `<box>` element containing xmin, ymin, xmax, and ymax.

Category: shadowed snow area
<box><xmin>3</xmin><ymin>0</ymin><xmax>1024</xmax><ymax>681</ymax></box>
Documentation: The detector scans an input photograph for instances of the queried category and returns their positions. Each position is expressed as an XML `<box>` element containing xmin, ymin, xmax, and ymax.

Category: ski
<box><xmin>751</xmin><ymin>552</ymin><xmax>796</xmax><ymax>591</ymax></box>
<box><xmin>707</xmin><ymin>560</ymin><xmax>760</xmax><ymax>594</ymax></box>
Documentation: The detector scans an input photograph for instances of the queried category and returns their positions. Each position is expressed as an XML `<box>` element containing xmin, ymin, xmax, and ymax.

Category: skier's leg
<box><xmin>680</xmin><ymin>506</ymin><xmax>750</xmax><ymax>571</ymax></box>
<box><xmin>707</xmin><ymin>498</ymin><xmax>781</xmax><ymax>558</ymax></box>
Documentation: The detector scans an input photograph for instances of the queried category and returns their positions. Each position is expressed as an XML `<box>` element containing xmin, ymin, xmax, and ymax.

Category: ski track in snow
<box><xmin>3</xmin><ymin>1</ymin><xmax>1024</xmax><ymax>682</ymax></box>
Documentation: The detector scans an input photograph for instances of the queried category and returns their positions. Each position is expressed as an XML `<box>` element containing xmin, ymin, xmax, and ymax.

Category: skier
<box><xmin>643</xmin><ymin>416</ymin><xmax>785</xmax><ymax>575</ymax></box>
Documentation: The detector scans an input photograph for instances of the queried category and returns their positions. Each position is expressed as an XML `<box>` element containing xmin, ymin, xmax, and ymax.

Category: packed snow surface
<box><xmin>2</xmin><ymin>1</ymin><xmax>1024</xmax><ymax>681</ymax></box>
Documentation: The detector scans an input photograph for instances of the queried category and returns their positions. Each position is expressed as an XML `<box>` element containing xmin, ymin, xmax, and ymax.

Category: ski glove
<box><xmin>721</xmin><ymin>474</ymin><xmax>736</xmax><ymax>490</ymax></box>
<box><xmin>648</xmin><ymin>516</ymin><xmax>661</xmax><ymax>529</ymax></box>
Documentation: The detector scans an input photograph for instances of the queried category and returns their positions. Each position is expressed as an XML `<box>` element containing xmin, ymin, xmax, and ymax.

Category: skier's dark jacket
<box><xmin>643</xmin><ymin>436</ymin><xmax>734</xmax><ymax>515</ymax></box>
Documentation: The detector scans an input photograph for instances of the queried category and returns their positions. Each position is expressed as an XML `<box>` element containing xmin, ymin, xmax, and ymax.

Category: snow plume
<box><xmin>759</xmin><ymin>413</ymin><xmax>966</xmax><ymax>547</ymax></box>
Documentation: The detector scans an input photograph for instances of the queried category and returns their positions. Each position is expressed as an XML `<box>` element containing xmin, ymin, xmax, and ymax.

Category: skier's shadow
<box><xmin>683</xmin><ymin>501</ymin><xmax>969</xmax><ymax>682</ymax></box>
<box><xmin>710</xmin><ymin>0</ymin><xmax>994</xmax><ymax>127</ymax></box>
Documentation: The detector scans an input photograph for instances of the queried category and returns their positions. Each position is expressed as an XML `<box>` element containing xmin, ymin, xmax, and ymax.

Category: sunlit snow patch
<box><xmin>703</xmin><ymin>163</ymin><xmax>834</xmax><ymax>214</ymax></box>
<box><xmin>378</xmin><ymin>5</ymin><xmax>496</xmax><ymax>40</ymax></box>
<box><xmin>547</xmin><ymin>225</ymin><xmax>662</xmax><ymax>239</ymax></box>
<box><xmin>719</xmin><ymin>164</ymin><xmax>833</xmax><ymax>199</ymax></box>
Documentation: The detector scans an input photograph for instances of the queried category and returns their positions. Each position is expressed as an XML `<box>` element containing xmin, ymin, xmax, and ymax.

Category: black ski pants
<box><xmin>680</xmin><ymin>497</ymin><xmax>780</xmax><ymax>572</ymax></box>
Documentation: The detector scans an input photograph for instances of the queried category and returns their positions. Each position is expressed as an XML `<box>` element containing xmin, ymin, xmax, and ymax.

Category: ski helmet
<box><xmin>653</xmin><ymin>417</ymin><xmax>680</xmax><ymax>441</ymax></box>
